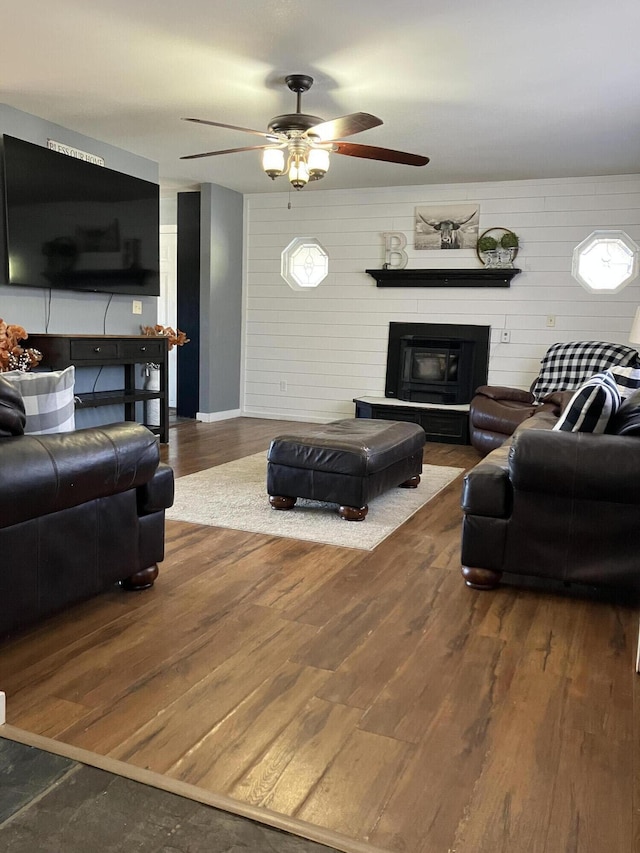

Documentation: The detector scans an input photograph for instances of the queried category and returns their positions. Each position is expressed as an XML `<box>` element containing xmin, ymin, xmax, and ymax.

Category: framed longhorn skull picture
<box><xmin>415</xmin><ymin>204</ymin><xmax>479</xmax><ymax>250</ymax></box>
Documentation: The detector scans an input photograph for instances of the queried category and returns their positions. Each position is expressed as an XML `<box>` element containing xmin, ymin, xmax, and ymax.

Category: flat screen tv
<box><xmin>2</xmin><ymin>135</ymin><xmax>160</xmax><ymax>296</ymax></box>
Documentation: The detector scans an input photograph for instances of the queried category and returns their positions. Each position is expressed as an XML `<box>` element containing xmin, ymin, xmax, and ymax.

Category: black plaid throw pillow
<box><xmin>531</xmin><ymin>341</ymin><xmax>639</xmax><ymax>402</ymax></box>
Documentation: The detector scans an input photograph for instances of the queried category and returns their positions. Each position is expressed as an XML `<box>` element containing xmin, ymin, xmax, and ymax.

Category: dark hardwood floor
<box><xmin>1</xmin><ymin>417</ymin><xmax>638</xmax><ymax>853</ymax></box>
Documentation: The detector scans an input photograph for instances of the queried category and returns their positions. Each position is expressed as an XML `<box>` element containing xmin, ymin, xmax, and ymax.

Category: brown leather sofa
<box><xmin>0</xmin><ymin>375</ymin><xmax>174</xmax><ymax>637</ymax></box>
<box><xmin>469</xmin><ymin>341</ymin><xmax>640</xmax><ymax>455</ymax></box>
<box><xmin>460</xmin><ymin>390</ymin><xmax>640</xmax><ymax>593</ymax></box>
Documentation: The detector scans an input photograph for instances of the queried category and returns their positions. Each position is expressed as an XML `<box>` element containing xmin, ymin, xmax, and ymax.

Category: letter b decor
<box><xmin>382</xmin><ymin>232</ymin><xmax>408</xmax><ymax>269</ymax></box>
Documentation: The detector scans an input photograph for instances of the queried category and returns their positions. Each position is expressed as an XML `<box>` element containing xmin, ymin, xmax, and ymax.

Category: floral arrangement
<box><xmin>140</xmin><ymin>324</ymin><xmax>190</xmax><ymax>351</ymax></box>
<box><xmin>0</xmin><ymin>319</ymin><xmax>43</xmax><ymax>372</ymax></box>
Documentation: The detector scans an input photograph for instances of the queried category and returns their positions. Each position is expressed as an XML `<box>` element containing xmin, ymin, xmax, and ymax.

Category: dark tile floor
<box><xmin>0</xmin><ymin>738</ymin><xmax>336</xmax><ymax>852</ymax></box>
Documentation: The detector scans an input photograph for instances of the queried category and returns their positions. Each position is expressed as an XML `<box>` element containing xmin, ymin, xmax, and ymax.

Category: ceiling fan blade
<box><xmin>332</xmin><ymin>141</ymin><xmax>429</xmax><ymax>166</ymax></box>
<box><xmin>181</xmin><ymin>144</ymin><xmax>272</xmax><ymax>160</ymax></box>
<box><xmin>307</xmin><ymin>112</ymin><xmax>383</xmax><ymax>141</ymax></box>
<box><xmin>182</xmin><ymin>117</ymin><xmax>280</xmax><ymax>141</ymax></box>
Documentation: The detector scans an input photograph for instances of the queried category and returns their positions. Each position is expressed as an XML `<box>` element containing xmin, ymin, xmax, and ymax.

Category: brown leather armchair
<box><xmin>469</xmin><ymin>385</ymin><xmax>547</xmax><ymax>455</ymax></box>
<box><xmin>0</xmin><ymin>375</ymin><xmax>174</xmax><ymax>638</ymax></box>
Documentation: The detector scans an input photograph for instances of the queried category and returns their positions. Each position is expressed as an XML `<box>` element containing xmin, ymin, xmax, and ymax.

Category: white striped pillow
<box><xmin>2</xmin><ymin>366</ymin><xmax>76</xmax><ymax>434</ymax></box>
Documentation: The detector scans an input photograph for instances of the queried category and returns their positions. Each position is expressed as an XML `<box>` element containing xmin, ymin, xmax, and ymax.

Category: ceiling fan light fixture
<box><xmin>182</xmin><ymin>74</ymin><xmax>429</xmax><ymax>189</ymax></box>
<box><xmin>262</xmin><ymin>143</ymin><xmax>328</xmax><ymax>189</ymax></box>
<box><xmin>288</xmin><ymin>155</ymin><xmax>309</xmax><ymax>190</ymax></box>
<box><xmin>262</xmin><ymin>147</ymin><xmax>286</xmax><ymax>179</ymax></box>
<box><xmin>307</xmin><ymin>147</ymin><xmax>330</xmax><ymax>181</ymax></box>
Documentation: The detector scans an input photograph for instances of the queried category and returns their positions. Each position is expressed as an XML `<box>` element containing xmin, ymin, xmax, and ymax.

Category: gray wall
<box><xmin>1</xmin><ymin>104</ymin><xmax>246</xmax><ymax>424</ymax></box>
<box><xmin>199</xmin><ymin>182</ymin><xmax>243</xmax><ymax>414</ymax></box>
<box><xmin>0</xmin><ymin>104</ymin><xmax>160</xmax><ymax>426</ymax></box>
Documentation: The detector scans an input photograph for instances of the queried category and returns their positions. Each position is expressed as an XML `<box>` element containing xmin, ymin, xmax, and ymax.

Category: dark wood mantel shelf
<box><xmin>366</xmin><ymin>268</ymin><xmax>521</xmax><ymax>288</ymax></box>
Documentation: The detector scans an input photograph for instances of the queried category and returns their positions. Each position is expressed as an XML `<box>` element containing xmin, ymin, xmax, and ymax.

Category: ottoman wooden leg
<box><xmin>269</xmin><ymin>495</ymin><xmax>297</xmax><ymax>510</ymax></box>
<box><xmin>338</xmin><ymin>504</ymin><xmax>368</xmax><ymax>522</ymax></box>
<box><xmin>399</xmin><ymin>475</ymin><xmax>421</xmax><ymax>488</ymax></box>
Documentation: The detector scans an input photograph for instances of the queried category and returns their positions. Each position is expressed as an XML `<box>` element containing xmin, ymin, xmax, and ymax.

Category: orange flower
<box><xmin>140</xmin><ymin>324</ymin><xmax>190</xmax><ymax>351</ymax></box>
<box><xmin>0</xmin><ymin>319</ymin><xmax>43</xmax><ymax>372</ymax></box>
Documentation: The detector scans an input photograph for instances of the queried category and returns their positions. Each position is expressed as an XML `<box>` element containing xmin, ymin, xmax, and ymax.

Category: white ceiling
<box><xmin>3</xmin><ymin>0</ymin><xmax>640</xmax><ymax>196</ymax></box>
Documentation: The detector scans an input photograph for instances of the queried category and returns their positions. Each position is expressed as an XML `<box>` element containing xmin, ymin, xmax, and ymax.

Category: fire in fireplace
<box><xmin>385</xmin><ymin>322</ymin><xmax>490</xmax><ymax>405</ymax></box>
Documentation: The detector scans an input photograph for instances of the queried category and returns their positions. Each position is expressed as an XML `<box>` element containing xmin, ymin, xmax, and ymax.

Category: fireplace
<box><xmin>385</xmin><ymin>322</ymin><xmax>490</xmax><ymax>405</ymax></box>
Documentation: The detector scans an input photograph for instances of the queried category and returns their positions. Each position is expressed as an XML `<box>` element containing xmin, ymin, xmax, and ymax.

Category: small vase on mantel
<box><xmin>482</xmin><ymin>248</ymin><xmax>500</xmax><ymax>268</ymax></box>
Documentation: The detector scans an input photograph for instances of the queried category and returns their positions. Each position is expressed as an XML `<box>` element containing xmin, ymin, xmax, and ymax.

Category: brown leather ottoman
<box><xmin>267</xmin><ymin>418</ymin><xmax>426</xmax><ymax>521</ymax></box>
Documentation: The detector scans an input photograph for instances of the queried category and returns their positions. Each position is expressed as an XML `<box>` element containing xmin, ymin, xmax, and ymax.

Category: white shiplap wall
<box><xmin>242</xmin><ymin>174</ymin><xmax>640</xmax><ymax>423</ymax></box>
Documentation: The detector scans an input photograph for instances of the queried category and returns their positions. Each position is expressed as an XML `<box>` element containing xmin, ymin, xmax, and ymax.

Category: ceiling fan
<box><xmin>181</xmin><ymin>74</ymin><xmax>430</xmax><ymax>190</ymax></box>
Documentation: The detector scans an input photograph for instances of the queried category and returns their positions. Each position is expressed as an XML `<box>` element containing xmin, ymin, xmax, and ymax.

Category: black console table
<box><xmin>28</xmin><ymin>334</ymin><xmax>169</xmax><ymax>443</ymax></box>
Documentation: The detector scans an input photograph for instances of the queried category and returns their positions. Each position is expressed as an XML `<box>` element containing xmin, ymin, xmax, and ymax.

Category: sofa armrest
<box><xmin>0</xmin><ymin>422</ymin><xmax>160</xmax><ymax>529</ymax></box>
<box><xmin>0</xmin><ymin>375</ymin><xmax>26</xmax><ymax>436</ymax></box>
<box><xmin>474</xmin><ymin>385</ymin><xmax>536</xmax><ymax>404</ymax></box>
<box><xmin>509</xmin><ymin>429</ymin><xmax>640</xmax><ymax>504</ymax></box>
<box><xmin>461</xmin><ymin>462</ymin><xmax>512</xmax><ymax>518</ymax></box>
<box><xmin>138</xmin><ymin>462</ymin><xmax>175</xmax><ymax>514</ymax></box>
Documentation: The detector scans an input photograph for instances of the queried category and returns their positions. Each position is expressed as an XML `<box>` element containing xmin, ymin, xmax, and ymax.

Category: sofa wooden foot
<box><xmin>461</xmin><ymin>566</ymin><xmax>502</xmax><ymax>590</ymax></box>
<box><xmin>399</xmin><ymin>475</ymin><xmax>420</xmax><ymax>488</ymax></box>
<box><xmin>338</xmin><ymin>505</ymin><xmax>368</xmax><ymax>521</ymax></box>
<box><xmin>122</xmin><ymin>565</ymin><xmax>159</xmax><ymax>591</ymax></box>
<box><xmin>269</xmin><ymin>495</ymin><xmax>296</xmax><ymax>510</ymax></box>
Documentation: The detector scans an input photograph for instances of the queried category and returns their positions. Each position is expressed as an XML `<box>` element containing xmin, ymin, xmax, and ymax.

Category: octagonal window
<box><xmin>281</xmin><ymin>238</ymin><xmax>329</xmax><ymax>291</ymax></box>
<box><xmin>572</xmin><ymin>230</ymin><xmax>639</xmax><ymax>294</ymax></box>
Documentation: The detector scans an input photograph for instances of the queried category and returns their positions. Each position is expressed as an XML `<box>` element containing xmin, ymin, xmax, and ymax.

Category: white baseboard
<box><xmin>196</xmin><ymin>409</ymin><xmax>242</xmax><ymax>423</ymax></box>
<box><xmin>241</xmin><ymin>410</ymin><xmax>333</xmax><ymax>424</ymax></box>
<box><xmin>0</xmin><ymin>692</ymin><xmax>5</xmax><ymax>725</ymax></box>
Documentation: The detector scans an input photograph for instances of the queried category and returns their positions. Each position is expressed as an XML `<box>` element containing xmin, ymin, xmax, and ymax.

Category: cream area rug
<box><xmin>167</xmin><ymin>452</ymin><xmax>464</xmax><ymax>551</ymax></box>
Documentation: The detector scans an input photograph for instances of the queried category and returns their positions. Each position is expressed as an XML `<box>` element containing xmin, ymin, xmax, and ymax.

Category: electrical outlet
<box><xmin>546</xmin><ymin>314</ymin><xmax>556</xmax><ymax>328</ymax></box>
<box><xmin>500</xmin><ymin>330</ymin><xmax>511</xmax><ymax>343</ymax></box>
<box><xmin>279</xmin><ymin>380</ymin><xmax>287</xmax><ymax>392</ymax></box>
<box><xmin>132</xmin><ymin>300</ymin><xmax>143</xmax><ymax>315</ymax></box>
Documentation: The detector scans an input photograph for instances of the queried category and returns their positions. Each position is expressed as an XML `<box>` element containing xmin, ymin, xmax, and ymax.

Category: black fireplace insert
<box><xmin>385</xmin><ymin>322</ymin><xmax>490</xmax><ymax>405</ymax></box>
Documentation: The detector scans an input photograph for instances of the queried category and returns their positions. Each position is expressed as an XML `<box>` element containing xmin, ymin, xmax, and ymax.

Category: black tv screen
<box><xmin>2</xmin><ymin>135</ymin><xmax>160</xmax><ymax>296</ymax></box>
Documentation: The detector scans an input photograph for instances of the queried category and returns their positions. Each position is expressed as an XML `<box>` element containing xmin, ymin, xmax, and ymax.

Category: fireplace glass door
<box><xmin>407</xmin><ymin>349</ymin><xmax>459</xmax><ymax>383</ymax></box>
<box><xmin>398</xmin><ymin>337</ymin><xmax>471</xmax><ymax>403</ymax></box>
